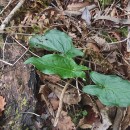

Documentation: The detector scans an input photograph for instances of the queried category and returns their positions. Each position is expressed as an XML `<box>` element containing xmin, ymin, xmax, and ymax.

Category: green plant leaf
<box><xmin>29</xmin><ymin>29</ymin><xmax>83</xmax><ymax>57</ymax></box>
<box><xmin>83</xmin><ymin>71</ymin><xmax>130</xmax><ymax>107</ymax></box>
<box><xmin>66</xmin><ymin>47</ymin><xmax>84</xmax><ymax>57</ymax></box>
<box><xmin>29</xmin><ymin>29</ymin><xmax>73</xmax><ymax>53</ymax></box>
<box><xmin>25</xmin><ymin>54</ymin><xmax>89</xmax><ymax>79</ymax></box>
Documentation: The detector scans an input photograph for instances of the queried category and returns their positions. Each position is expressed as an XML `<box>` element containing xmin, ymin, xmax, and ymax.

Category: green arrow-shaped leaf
<box><xmin>25</xmin><ymin>54</ymin><xmax>89</xmax><ymax>79</ymax></box>
<box><xmin>83</xmin><ymin>71</ymin><xmax>130</xmax><ymax>107</ymax></box>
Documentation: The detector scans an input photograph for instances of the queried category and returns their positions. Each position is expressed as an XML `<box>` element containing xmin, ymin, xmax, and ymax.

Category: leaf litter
<box><xmin>1</xmin><ymin>0</ymin><xmax>130</xmax><ymax>130</ymax></box>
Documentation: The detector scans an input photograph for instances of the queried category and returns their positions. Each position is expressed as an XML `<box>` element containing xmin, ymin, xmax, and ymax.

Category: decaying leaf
<box><xmin>50</xmin><ymin>98</ymin><xmax>59</xmax><ymax>111</ymax></box>
<box><xmin>47</xmin><ymin>83</ymin><xmax>81</xmax><ymax>105</ymax></box>
<box><xmin>86</xmin><ymin>42</ymin><xmax>100</xmax><ymax>53</ymax></box>
<box><xmin>37</xmin><ymin>71</ymin><xmax>61</xmax><ymax>84</ymax></box>
<box><xmin>0</xmin><ymin>95</ymin><xmax>6</xmax><ymax>116</ymax></box>
<box><xmin>78</xmin><ymin>105</ymin><xmax>98</xmax><ymax>129</ymax></box>
<box><xmin>55</xmin><ymin>111</ymin><xmax>76</xmax><ymax>130</ymax></box>
<box><xmin>67</xmin><ymin>2</ymin><xmax>90</xmax><ymax>11</ymax></box>
<box><xmin>39</xmin><ymin>85</ymin><xmax>55</xmax><ymax>117</ymax></box>
<box><xmin>92</xmin><ymin>109</ymin><xmax>112</xmax><ymax>130</ymax></box>
<box><xmin>89</xmin><ymin>35</ymin><xmax>118</xmax><ymax>51</ymax></box>
<box><xmin>81</xmin><ymin>7</ymin><xmax>91</xmax><ymax>25</ymax></box>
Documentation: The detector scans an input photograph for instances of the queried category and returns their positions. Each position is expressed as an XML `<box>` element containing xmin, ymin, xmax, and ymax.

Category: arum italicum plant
<box><xmin>25</xmin><ymin>29</ymin><xmax>130</xmax><ymax>107</ymax></box>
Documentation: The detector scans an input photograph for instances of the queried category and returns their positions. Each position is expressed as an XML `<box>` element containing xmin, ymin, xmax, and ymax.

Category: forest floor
<box><xmin>0</xmin><ymin>0</ymin><xmax>130</xmax><ymax>130</ymax></box>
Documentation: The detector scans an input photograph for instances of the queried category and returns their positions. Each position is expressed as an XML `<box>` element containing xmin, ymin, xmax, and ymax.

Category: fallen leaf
<box><xmin>50</xmin><ymin>99</ymin><xmax>59</xmax><ymax>111</ymax></box>
<box><xmin>47</xmin><ymin>83</ymin><xmax>81</xmax><ymax>105</ymax></box>
<box><xmin>92</xmin><ymin>109</ymin><xmax>112</xmax><ymax>130</ymax></box>
<box><xmin>81</xmin><ymin>7</ymin><xmax>91</xmax><ymax>25</ymax></box>
<box><xmin>82</xmin><ymin>94</ymin><xmax>93</xmax><ymax>106</ymax></box>
<box><xmin>89</xmin><ymin>35</ymin><xmax>118</xmax><ymax>51</ymax></box>
<box><xmin>67</xmin><ymin>2</ymin><xmax>90</xmax><ymax>11</ymax></box>
<box><xmin>37</xmin><ymin>71</ymin><xmax>61</xmax><ymax>84</ymax></box>
<box><xmin>39</xmin><ymin>85</ymin><xmax>55</xmax><ymax>117</ymax></box>
<box><xmin>55</xmin><ymin>111</ymin><xmax>76</xmax><ymax>130</ymax></box>
<box><xmin>0</xmin><ymin>96</ymin><xmax>6</xmax><ymax>116</ymax></box>
<box><xmin>110</xmin><ymin>7</ymin><xmax>117</xmax><ymax>17</ymax></box>
<box><xmin>78</xmin><ymin>105</ymin><xmax>98</xmax><ymax>129</ymax></box>
<box><xmin>86</xmin><ymin>42</ymin><xmax>100</xmax><ymax>53</ymax></box>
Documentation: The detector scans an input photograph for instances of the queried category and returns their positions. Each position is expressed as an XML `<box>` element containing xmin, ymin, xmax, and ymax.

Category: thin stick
<box><xmin>0</xmin><ymin>0</ymin><xmax>26</xmax><ymax>31</ymax></box>
<box><xmin>13</xmin><ymin>48</ymin><xmax>28</xmax><ymax>65</ymax></box>
<box><xmin>0</xmin><ymin>36</ymin><xmax>40</xmax><ymax>66</ymax></box>
<box><xmin>11</xmin><ymin>36</ymin><xmax>40</xmax><ymax>58</ymax></box>
<box><xmin>2</xmin><ymin>35</ymin><xmax>9</xmax><ymax>60</ymax></box>
<box><xmin>21</xmin><ymin>112</ymin><xmax>40</xmax><ymax>117</ymax></box>
<box><xmin>0</xmin><ymin>59</ymin><xmax>13</xmax><ymax>66</ymax></box>
<box><xmin>0</xmin><ymin>0</ymin><xmax>12</xmax><ymax>14</ymax></box>
<box><xmin>53</xmin><ymin>79</ymin><xmax>73</xmax><ymax>127</ymax></box>
<box><xmin>109</xmin><ymin>37</ymin><xmax>129</xmax><ymax>44</ymax></box>
<box><xmin>0</xmin><ymin>48</ymin><xmax>28</xmax><ymax>66</ymax></box>
<box><xmin>76</xmin><ymin>78</ymin><xmax>81</xmax><ymax>97</ymax></box>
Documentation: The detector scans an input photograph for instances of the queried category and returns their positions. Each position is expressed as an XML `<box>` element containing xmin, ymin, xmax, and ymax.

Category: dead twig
<box><xmin>0</xmin><ymin>59</ymin><xmax>13</xmax><ymax>66</ymax></box>
<box><xmin>21</xmin><ymin>112</ymin><xmax>40</xmax><ymax>117</ymax></box>
<box><xmin>0</xmin><ymin>0</ymin><xmax>13</xmax><ymax>14</ymax></box>
<box><xmin>0</xmin><ymin>48</ymin><xmax>28</xmax><ymax>66</ymax></box>
<box><xmin>0</xmin><ymin>0</ymin><xmax>26</xmax><ymax>31</ymax></box>
<box><xmin>11</xmin><ymin>36</ymin><xmax>40</xmax><ymax>58</ymax></box>
<box><xmin>53</xmin><ymin>79</ymin><xmax>73</xmax><ymax>127</ymax></box>
<box><xmin>0</xmin><ymin>36</ymin><xmax>39</xmax><ymax>66</ymax></box>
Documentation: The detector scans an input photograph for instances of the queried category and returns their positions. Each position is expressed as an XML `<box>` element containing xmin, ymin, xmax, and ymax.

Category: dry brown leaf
<box><xmin>55</xmin><ymin>111</ymin><xmax>76</xmax><ymax>130</ymax></box>
<box><xmin>86</xmin><ymin>42</ymin><xmax>100</xmax><ymax>53</ymax></box>
<box><xmin>82</xmin><ymin>94</ymin><xmax>93</xmax><ymax>106</ymax></box>
<box><xmin>48</xmin><ymin>83</ymin><xmax>81</xmax><ymax>105</ymax></box>
<box><xmin>106</xmin><ymin>51</ymin><xmax>118</xmax><ymax>64</ymax></box>
<box><xmin>78</xmin><ymin>105</ymin><xmax>98</xmax><ymax>129</ymax></box>
<box><xmin>110</xmin><ymin>8</ymin><xmax>117</xmax><ymax>17</ymax></box>
<box><xmin>0</xmin><ymin>96</ymin><xmax>6</xmax><ymax>116</ymax></box>
<box><xmin>109</xmin><ymin>31</ymin><xmax>121</xmax><ymax>41</ymax></box>
<box><xmin>37</xmin><ymin>71</ymin><xmax>61</xmax><ymax>84</ymax></box>
<box><xmin>89</xmin><ymin>35</ymin><xmax>118</xmax><ymax>51</ymax></box>
<box><xmin>39</xmin><ymin>85</ymin><xmax>55</xmax><ymax>117</ymax></box>
<box><xmin>92</xmin><ymin>109</ymin><xmax>112</xmax><ymax>130</ymax></box>
<box><xmin>50</xmin><ymin>99</ymin><xmax>59</xmax><ymax>111</ymax></box>
<box><xmin>67</xmin><ymin>2</ymin><xmax>90</xmax><ymax>11</ymax></box>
